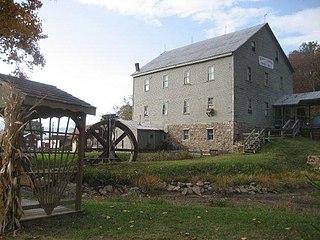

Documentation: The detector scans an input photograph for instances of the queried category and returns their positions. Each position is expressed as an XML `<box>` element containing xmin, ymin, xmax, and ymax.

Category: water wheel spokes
<box><xmin>85</xmin><ymin>116</ymin><xmax>138</xmax><ymax>163</ymax></box>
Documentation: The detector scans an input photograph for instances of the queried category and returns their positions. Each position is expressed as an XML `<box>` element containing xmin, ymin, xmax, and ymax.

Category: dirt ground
<box><xmin>82</xmin><ymin>187</ymin><xmax>320</xmax><ymax>215</ymax></box>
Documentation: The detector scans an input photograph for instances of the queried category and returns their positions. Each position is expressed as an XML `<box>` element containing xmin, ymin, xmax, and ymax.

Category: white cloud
<box><xmin>268</xmin><ymin>7</ymin><xmax>320</xmax><ymax>48</ymax></box>
<box><xmin>79</xmin><ymin>0</ymin><xmax>320</xmax><ymax>51</ymax></box>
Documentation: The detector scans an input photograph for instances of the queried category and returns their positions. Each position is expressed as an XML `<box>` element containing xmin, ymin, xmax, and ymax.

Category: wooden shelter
<box><xmin>273</xmin><ymin>91</ymin><xmax>320</xmax><ymax>139</ymax></box>
<box><xmin>0</xmin><ymin>73</ymin><xmax>96</xmax><ymax>221</ymax></box>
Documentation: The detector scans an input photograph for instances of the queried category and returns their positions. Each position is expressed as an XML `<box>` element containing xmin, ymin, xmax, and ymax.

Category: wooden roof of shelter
<box><xmin>0</xmin><ymin>73</ymin><xmax>96</xmax><ymax>116</ymax></box>
<box><xmin>273</xmin><ymin>91</ymin><xmax>320</xmax><ymax>107</ymax></box>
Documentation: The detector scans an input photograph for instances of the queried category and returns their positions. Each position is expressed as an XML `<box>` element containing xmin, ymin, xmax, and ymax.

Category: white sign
<box><xmin>259</xmin><ymin>56</ymin><xmax>274</xmax><ymax>69</ymax></box>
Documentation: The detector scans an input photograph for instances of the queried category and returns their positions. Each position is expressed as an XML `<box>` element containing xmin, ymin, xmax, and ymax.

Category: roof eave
<box><xmin>132</xmin><ymin>52</ymin><xmax>233</xmax><ymax>77</ymax></box>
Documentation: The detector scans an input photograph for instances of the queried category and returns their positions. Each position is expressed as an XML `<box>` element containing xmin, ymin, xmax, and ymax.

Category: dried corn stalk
<box><xmin>0</xmin><ymin>83</ymin><xmax>34</xmax><ymax>236</ymax></box>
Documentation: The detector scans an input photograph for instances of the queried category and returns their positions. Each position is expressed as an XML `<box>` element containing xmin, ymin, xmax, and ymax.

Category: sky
<box><xmin>0</xmin><ymin>0</ymin><xmax>320</xmax><ymax>126</ymax></box>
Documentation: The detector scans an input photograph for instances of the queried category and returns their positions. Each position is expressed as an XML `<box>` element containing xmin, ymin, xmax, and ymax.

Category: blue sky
<box><xmin>1</xmin><ymin>0</ymin><xmax>320</xmax><ymax>125</ymax></box>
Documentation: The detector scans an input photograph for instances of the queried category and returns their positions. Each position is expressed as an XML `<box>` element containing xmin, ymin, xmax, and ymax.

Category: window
<box><xmin>251</xmin><ymin>41</ymin><xmax>256</xmax><ymax>52</ymax></box>
<box><xmin>248</xmin><ymin>98</ymin><xmax>252</xmax><ymax>114</ymax></box>
<box><xmin>208</xmin><ymin>66</ymin><xmax>214</xmax><ymax>81</ymax></box>
<box><xmin>247</xmin><ymin>67</ymin><xmax>252</xmax><ymax>81</ymax></box>
<box><xmin>275</xmin><ymin>51</ymin><xmax>279</xmax><ymax>61</ymax></box>
<box><xmin>162</xmin><ymin>102</ymin><xmax>168</xmax><ymax>115</ymax></box>
<box><xmin>184</xmin><ymin>71</ymin><xmax>190</xmax><ymax>84</ymax></box>
<box><xmin>280</xmin><ymin>76</ymin><xmax>283</xmax><ymax>89</ymax></box>
<box><xmin>264</xmin><ymin>72</ymin><xmax>269</xmax><ymax>86</ymax></box>
<box><xmin>207</xmin><ymin>129</ymin><xmax>214</xmax><ymax>140</ymax></box>
<box><xmin>144</xmin><ymin>106</ymin><xmax>149</xmax><ymax>117</ymax></box>
<box><xmin>183</xmin><ymin>99</ymin><xmax>190</xmax><ymax>114</ymax></box>
<box><xmin>163</xmin><ymin>75</ymin><xmax>168</xmax><ymax>88</ymax></box>
<box><xmin>183</xmin><ymin>129</ymin><xmax>189</xmax><ymax>140</ymax></box>
<box><xmin>264</xmin><ymin>102</ymin><xmax>269</xmax><ymax>116</ymax></box>
<box><xmin>144</xmin><ymin>79</ymin><xmax>150</xmax><ymax>92</ymax></box>
<box><xmin>207</xmin><ymin>97</ymin><xmax>214</xmax><ymax>109</ymax></box>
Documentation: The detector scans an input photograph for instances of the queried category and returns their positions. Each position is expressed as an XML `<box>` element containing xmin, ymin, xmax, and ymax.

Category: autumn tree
<box><xmin>0</xmin><ymin>0</ymin><xmax>47</xmax><ymax>78</ymax></box>
<box><xmin>288</xmin><ymin>41</ymin><xmax>320</xmax><ymax>93</ymax></box>
<box><xmin>112</xmin><ymin>96</ymin><xmax>133</xmax><ymax>120</ymax></box>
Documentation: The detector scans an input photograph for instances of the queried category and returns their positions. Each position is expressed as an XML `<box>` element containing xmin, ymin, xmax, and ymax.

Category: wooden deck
<box><xmin>21</xmin><ymin>199</ymin><xmax>83</xmax><ymax>222</ymax></box>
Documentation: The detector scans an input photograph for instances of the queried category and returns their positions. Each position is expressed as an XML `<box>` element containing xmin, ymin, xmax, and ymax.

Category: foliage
<box><xmin>15</xmin><ymin>200</ymin><xmax>320</xmax><ymax>239</ymax></box>
<box><xmin>83</xmin><ymin>138</ymin><xmax>320</xmax><ymax>188</ymax></box>
<box><xmin>0</xmin><ymin>83</ymin><xmax>35</xmax><ymax>235</ymax></box>
<box><xmin>138</xmin><ymin>150</ymin><xmax>194</xmax><ymax>161</ymax></box>
<box><xmin>112</xmin><ymin>95</ymin><xmax>132</xmax><ymax>120</ymax></box>
<box><xmin>0</xmin><ymin>0</ymin><xmax>47</xmax><ymax>77</ymax></box>
<box><xmin>288</xmin><ymin>41</ymin><xmax>320</xmax><ymax>93</ymax></box>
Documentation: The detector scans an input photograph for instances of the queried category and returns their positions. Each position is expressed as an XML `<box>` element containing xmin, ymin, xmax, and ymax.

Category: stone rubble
<box><xmin>82</xmin><ymin>181</ymin><xmax>275</xmax><ymax>198</ymax></box>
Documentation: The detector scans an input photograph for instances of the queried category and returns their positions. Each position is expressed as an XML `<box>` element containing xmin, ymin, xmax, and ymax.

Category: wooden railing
<box><xmin>243</xmin><ymin>128</ymin><xmax>265</xmax><ymax>153</ymax></box>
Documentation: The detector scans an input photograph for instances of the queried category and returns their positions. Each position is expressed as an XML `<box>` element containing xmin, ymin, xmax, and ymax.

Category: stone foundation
<box><xmin>167</xmin><ymin>122</ymin><xmax>234</xmax><ymax>152</ymax></box>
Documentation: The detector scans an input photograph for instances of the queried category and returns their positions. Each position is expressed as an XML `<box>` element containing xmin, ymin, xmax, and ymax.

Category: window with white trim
<box><xmin>247</xmin><ymin>67</ymin><xmax>252</xmax><ymax>81</ymax></box>
<box><xmin>251</xmin><ymin>41</ymin><xmax>256</xmax><ymax>52</ymax></box>
<box><xmin>163</xmin><ymin>75</ymin><xmax>168</xmax><ymax>88</ymax></box>
<box><xmin>264</xmin><ymin>102</ymin><xmax>269</xmax><ymax>116</ymax></box>
<box><xmin>183</xmin><ymin>129</ymin><xmax>189</xmax><ymax>140</ymax></box>
<box><xmin>208</xmin><ymin>66</ymin><xmax>214</xmax><ymax>81</ymax></box>
<box><xmin>264</xmin><ymin>72</ymin><xmax>269</xmax><ymax>86</ymax></box>
<box><xmin>162</xmin><ymin>102</ymin><xmax>168</xmax><ymax>115</ymax></box>
<box><xmin>144</xmin><ymin>106</ymin><xmax>149</xmax><ymax>117</ymax></box>
<box><xmin>183</xmin><ymin>99</ymin><xmax>190</xmax><ymax>114</ymax></box>
<box><xmin>207</xmin><ymin>129</ymin><xmax>214</xmax><ymax>140</ymax></box>
<box><xmin>144</xmin><ymin>79</ymin><xmax>150</xmax><ymax>92</ymax></box>
<box><xmin>184</xmin><ymin>71</ymin><xmax>190</xmax><ymax>84</ymax></box>
<box><xmin>207</xmin><ymin>97</ymin><xmax>214</xmax><ymax>109</ymax></box>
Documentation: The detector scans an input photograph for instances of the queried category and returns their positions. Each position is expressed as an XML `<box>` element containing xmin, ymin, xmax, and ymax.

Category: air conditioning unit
<box><xmin>206</xmin><ymin>108</ymin><xmax>215</xmax><ymax>117</ymax></box>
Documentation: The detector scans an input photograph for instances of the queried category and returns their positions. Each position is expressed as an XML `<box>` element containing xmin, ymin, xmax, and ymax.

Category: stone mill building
<box><xmin>131</xmin><ymin>23</ymin><xmax>294</xmax><ymax>152</ymax></box>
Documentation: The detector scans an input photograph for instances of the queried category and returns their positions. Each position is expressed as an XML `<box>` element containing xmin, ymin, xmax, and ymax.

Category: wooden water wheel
<box><xmin>85</xmin><ymin>114</ymin><xmax>138</xmax><ymax>162</ymax></box>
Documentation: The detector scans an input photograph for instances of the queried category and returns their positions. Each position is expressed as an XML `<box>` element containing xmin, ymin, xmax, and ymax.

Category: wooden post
<box><xmin>75</xmin><ymin>113</ymin><xmax>86</xmax><ymax>211</ymax></box>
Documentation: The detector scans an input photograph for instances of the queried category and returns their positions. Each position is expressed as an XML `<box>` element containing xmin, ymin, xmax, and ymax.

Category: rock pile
<box><xmin>165</xmin><ymin>181</ymin><xmax>213</xmax><ymax>196</ymax></box>
<box><xmin>227</xmin><ymin>182</ymin><xmax>273</xmax><ymax>195</ymax></box>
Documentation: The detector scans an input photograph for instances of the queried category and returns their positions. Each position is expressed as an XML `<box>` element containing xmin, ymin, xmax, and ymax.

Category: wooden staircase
<box><xmin>243</xmin><ymin>128</ymin><xmax>266</xmax><ymax>153</ymax></box>
<box><xmin>242</xmin><ymin>119</ymin><xmax>301</xmax><ymax>154</ymax></box>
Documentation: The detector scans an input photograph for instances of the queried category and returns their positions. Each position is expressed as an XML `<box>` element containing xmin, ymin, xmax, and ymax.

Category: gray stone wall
<box><xmin>167</xmin><ymin>122</ymin><xmax>234</xmax><ymax>152</ymax></box>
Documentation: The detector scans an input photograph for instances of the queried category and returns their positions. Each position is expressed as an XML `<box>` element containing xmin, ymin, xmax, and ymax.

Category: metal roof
<box><xmin>273</xmin><ymin>91</ymin><xmax>320</xmax><ymax>106</ymax></box>
<box><xmin>133</xmin><ymin>23</ymin><xmax>267</xmax><ymax>76</ymax></box>
<box><xmin>0</xmin><ymin>73</ymin><xmax>96</xmax><ymax>115</ymax></box>
<box><xmin>119</xmin><ymin>120</ymin><xmax>164</xmax><ymax>131</ymax></box>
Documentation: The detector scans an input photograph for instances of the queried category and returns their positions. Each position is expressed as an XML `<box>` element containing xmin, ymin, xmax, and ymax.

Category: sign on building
<box><xmin>259</xmin><ymin>56</ymin><xmax>274</xmax><ymax>69</ymax></box>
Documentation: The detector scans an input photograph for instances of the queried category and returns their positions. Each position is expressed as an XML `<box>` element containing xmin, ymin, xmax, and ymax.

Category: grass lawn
<box><xmin>17</xmin><ymin>199</ymin><xmax>320</xmax><ymax>240</ymax></box>
<box><xmin>83</xmin><ymin>138</ymin><xmax>320</xmax><ymax>189</ymax></box>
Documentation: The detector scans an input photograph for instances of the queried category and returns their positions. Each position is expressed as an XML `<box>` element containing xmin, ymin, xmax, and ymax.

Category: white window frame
<box><xmin>144</xmin><ymin>79</ymin><xmax>150</xmax><ymax>92</ymax></box>
<box><xmin>264</xmin><ymin>102</ymin><xmax>269</xmax><ymax>117</ymax></box>
<box><xmin>280</xmin><ymin>76</ymin><xmax>283</xmax><ymax>90</ymax></box>
<box><xmin>183</xmin><ymin>99</ymin><xmax>190</xmax><ymax>114</ymax></box>
<box><xmin>207</xmin><ymin>97</ymin><xmax>214</xmax><ymax>109</ymax></box>
<box><xmin>251</xmin><ymin>41</ymin><xmax>256</xmax><ymax>52</ymax></box>
<box><xmin>247</xmin><ymin>67</ymin><xmax>252</xmax><ymax>81</ymax></box>
<box><xmin>207</xmin><ymin>128</ymin><xmax>214</xmax><ymax>140</ymax></box>
<box><xmin>264</xmin><ymin>72</ymin><xmax>269</xmax><ymax>86</ymax></box>
<box><xmin>144</xmin><ymin>106</ymin><xmax>149</xmax><ymax>117</ymax></box>
<box><xmin>162</xmin><ymin>102</ymin><xmax>168</xmax><ymax>116</ymax></box>
<box><xmin>183</xmin><ymin>129</ymin><xmax>189</xmax><ymax>140</ymax></box>
<box><xmin>208</xmin><ymin>66</ymin><xmax>215</xmax><ymax>81</ymax></box>
<box><xmin>184</xmin><ymin>71</ymin><xmax>190</xmax><ymax>84</ymax></box>
<box><xmin>163</xmin><ymin>75</ymin><xmax>169</xmax><ymax>88</ymax></box>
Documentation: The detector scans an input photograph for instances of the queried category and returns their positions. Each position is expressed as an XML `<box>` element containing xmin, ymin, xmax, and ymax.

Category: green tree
<box><xmin>288</xmin><ymin>41</ymin><xmax>320</xmax><ymax>93</ymax></box>
<box><xmin>112</xmin><ymin>96</ymin><xmax>133</xmax><ymax>120</ymax></box>
<box><xmin>0</xmin><ymin>0</ymin><xmax>47</xmax><ymax>78</ymax></box>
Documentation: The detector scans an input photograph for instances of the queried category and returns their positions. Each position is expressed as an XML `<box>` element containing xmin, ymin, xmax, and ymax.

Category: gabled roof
<box><xmin>273</xmin><ymin>91</ymin><xmax>320</xmax><ymax>106</ymax></box>
<box><xmin>133</xmin><ymin>23</ymin><xmax>268</xmax><ymax>77</ymax></box>
<box><xmin>119</xmin><ymin>120</ymin><xmax>164</xmax><ymax>131</ymax></box>
<box><xmin>0</xmin><ymin>73</ymin><xmax>96</xmax><ymax>115</ymax></box>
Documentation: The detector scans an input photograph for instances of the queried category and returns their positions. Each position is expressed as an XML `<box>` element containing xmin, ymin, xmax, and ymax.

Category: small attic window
<box><xmin>251</xmin><ymin>41</ymin><xmax>256</xmax><ymax>52</ymax></box>
<box><xmin>275</xmin><ymin>50</ymin><xmax>279</xmax><ymax>61</ymax></box>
